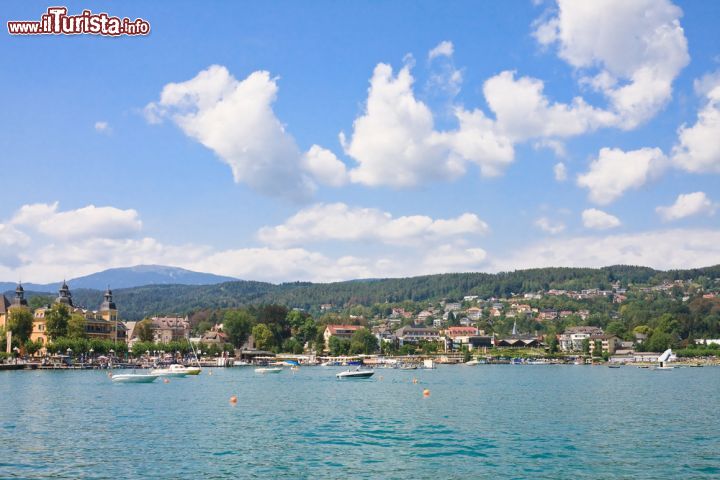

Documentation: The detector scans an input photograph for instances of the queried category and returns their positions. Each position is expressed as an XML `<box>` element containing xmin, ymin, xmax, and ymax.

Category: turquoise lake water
<box><xmin>1</xmin><ymin>365</ymin><xmax>718</xmax><ymax>479</ymax></box>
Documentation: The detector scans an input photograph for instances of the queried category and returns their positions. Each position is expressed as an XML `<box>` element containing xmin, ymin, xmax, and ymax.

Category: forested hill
<box><xmin>13</xmin><ymin>265</ymin><xmax>720</xmax><ymax>320</ymax></box>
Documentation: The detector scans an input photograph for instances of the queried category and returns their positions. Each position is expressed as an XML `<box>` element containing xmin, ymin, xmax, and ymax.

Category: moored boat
<box><xmin>151</xmin><ymin>365</ymin><xmax>189</xmax><ymax>377</ymax></box>
<box><xmin>111</xmin><ymin>373</ymin><xmax>158</xmax><ymax>384</ymax></box>
<box><xmin>336</xmin><ymin>368</ymin><xmax>374</xmax><ymax>379</ymax></box>
<box><xmin>254</xmin><ymin>367</ymin><xmax>283</xmax><ymax>374</ymax></box>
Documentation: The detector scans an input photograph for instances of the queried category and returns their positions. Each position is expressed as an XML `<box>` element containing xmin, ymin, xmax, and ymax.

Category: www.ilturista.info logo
<box><xmin>7</xmin><ymin>7</ymin><xmax>150</xmax><ymax>36</ymax></box>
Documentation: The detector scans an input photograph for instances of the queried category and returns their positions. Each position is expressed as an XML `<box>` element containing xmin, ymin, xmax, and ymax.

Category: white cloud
<box><xmin>492</xmin><ymin>229</ymin><xmax>720</xmax><ymax>272</ymax></box>
<box><xmin>534</xmin><ymin>217</ymin><xmax>565</xmax><ymax>234</ymax></box>
<box><xmin>94</xmin><ymin>121</ymin><xmax>110</xmax><ymax>133</ymax></box>
<box><xmin>534</xmin><ymin>0</ymin><xmax>689</xmax><ymax>128</ymax></box>
<box><xmin>145</xmin><ymin>65</ymin><xmax>343</xmax><ymax>201</ymax></box>
<box><xmin>12</xmin><ymin>202</ymin><xmax>142</xmax><ymax>240</ymax></box>
<box><xmin>301</xmin><ymin>145</ymin><xmax>348</xmax><ymax>187</ymax></box>
<box><xmin>577</xmin><ymin>147</ymin><xmax>667</xmax><ymax>204</ymax></box>
<box><xmin>672</xmin><ymin>80</ymin><xmax>720</xmax><ymax>173</ymax></box>
<box><xmin>257</xmin><ymin>203</ymin><xmax>488</xmax><ymax>247</ymax></box>
<box><xmin>343</xmin><ymin>63</ymin><xmax>513</xmax><ymax>186</ymax></box>
<box><xmin>535</xmin><ymin>139</ymin><xmax>567</xmax><ymax>158</ymax></box>
<box><xmin>483</xmin><ymin>70</ymin><xmax>616</xmax><ymax>140</ymax></box>
<box><xmin>0</xmin><ymin>200</ymin><xmax>494</xmax><ymax>283</ymax></box>
<box><xmin>656</xmin><ymin>192</ymin><xmax>715</xmax><ymax>221</ymax></box>
<box><xmin>582</xmin><ymin>208</ymin><xmax>621</xmax><ymax>230</ymax></box>
<box><xmin>428</xmin><ymin>40</ymin><xmax>454</xmax><ymax>60</ymax></box>
<box><xmin>553</xmin><ymin>162</ymin><xmax>567</xmax><ymax>181</ymax></box>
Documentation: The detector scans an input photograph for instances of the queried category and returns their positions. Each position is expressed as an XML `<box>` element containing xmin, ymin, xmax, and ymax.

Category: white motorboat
<box><xmin>151</xmin><ymin>365</ymin><xmax>189</xmax><ymax>377</ymax></box>
<box><xmin>336</xmin><ymin>368</ymin><xmax>374</xmax><ymax>379</ymax></box>
<box><xmin>111</xmin><ymin>373</ymin><xmax>158</xmax><ymax>384</ymax></box>
<box><xmin>465</xmin><ymin>359</ymin><xmax>481</xmax><ymax>366</ymax></box>
<box><xmin>254</xmin><ymin>367</ymin><xmax>283</xmax><ymax>374</ymax></box>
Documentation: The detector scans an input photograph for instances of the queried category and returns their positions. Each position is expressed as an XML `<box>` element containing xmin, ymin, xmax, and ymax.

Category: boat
<box><xmin>465</xmin><ymin>359</ymin><xmax>481</xmax><ymax>366</ymax></box>
<box><xmin>336</xmin><ymin>368</ymin><xmax>374</xmax><ymax>379</ymax></box>
<box><xmin>151</xmin><ymin>365</ymin><xmax>189</xmax><ymax>377</ymax></box>
<box><xmin>111</xmin><ymin>373</ymin><xmax>158</xmax><ymax>384</ymax></box>
<box><xmin>254</xmin><ymin>367</ymin><xmax>283</xmax><ymax>374</ymax></box>
<box><xmin>608</xmin><ymin>364</ymin><xmax>621</xmax><ymax>368</ymax></box>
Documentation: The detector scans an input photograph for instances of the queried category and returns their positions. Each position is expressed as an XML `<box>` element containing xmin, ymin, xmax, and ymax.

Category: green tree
<box><xmin>349</xmin><ymin>328</ymin><xmax>379</xmax><ymax>355</ymax></box>
<box><xmin>223</xmin><ymin>310</ymin><xmax>254</xmax><ymax>348</ymax></box>
<box><xmin>548</xmin><ymin>335</ymin><xmax>559</xmax><ymax>354</ymax></box>
<box><xmin>297</xmin><ymin>318</ymin><xmax>318</xmax><ymax>347</ymax></box>
<box><xmin>252</xmin><ymin>323</ymin><xmax>274</xmax><ymax>350</ymax></box>
<box><xmin>67</xmin><ymin>313</ymin><xmax>88</xmax><ymax>339</ymax></box>
<box><xmin>45</xmin><ymin>304</ymin><xmax>70</xmax><ymax>340</ymax></box>
<box><xmin>28</xmin><ymin>295</ymin><xmax>52</xmax><ymax>310</ymax></box>
<box><xmin>194</xmin><ymin>320</ymin><xmax>213</xmax><ymax>335</ymax></box>
<box><xmin>282</xmin><ymin>337</ymin><xmax>303</xmax><ymax>354</ymax></box>
<box><xmin>7</xmin><ymin>308</ymin><xmax>33</xmax><ymax>343</ymax></box>
<box><xmin>24</xmin><ymin>339</ymin><xmax>42</xmax><ymax>356</ymax></box>
<box><xmin>328</xmin><ymin>336</ymin><xmax>350</xmax><ymax>356</ymax></box>
<box><xmin>135</xmin><ymin>319</ymin><xmax>155</xmax><ymax>342</ymax></box>
<box><xmin>581</xmin><ymin>338</ymin><xmax>590</xmax><ymax>355</ymax></box>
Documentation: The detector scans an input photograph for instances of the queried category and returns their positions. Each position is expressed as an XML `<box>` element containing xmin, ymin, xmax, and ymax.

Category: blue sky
<box><xmin>1</xmin><ymin>0</ymin><xmax>719</xmax><ymax>283</ymax></box>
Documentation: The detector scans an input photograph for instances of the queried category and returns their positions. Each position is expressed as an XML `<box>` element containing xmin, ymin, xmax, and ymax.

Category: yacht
<box><xmin>336</xmin><ymin>368</ymin><xmax>374</xmax><ymax>379</ymax></box>
<box><xmin>111</xmin><ymin>373</ymin><xmax>158</xmax><ymax>383</ymax></box>
<box><xmin>151</xmin><ymin>365</ymin><xmax>189</xmax><ymax>377</ymax></box>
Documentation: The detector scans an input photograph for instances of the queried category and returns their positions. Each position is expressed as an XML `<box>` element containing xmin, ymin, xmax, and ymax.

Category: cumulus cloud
<box><xmin>12</xmin><ymin>202</ymin><xmax>142</xmax><ymax>240</ymax></box>
<box><xmin>534</xmin><ymin>217</ymin><xmax>565</xmax><ymax>234</ymax></box>
<box><xmin>553</xmin><ymin>162</ymin><xmax>567</xmax><ymax>181</ymax></box>
<box><xmin>492</xmin><ymin>229</ymin><xmax>720</xmax><ymax>272</ymax></box>
<box><xmin>342</xmin><ymin>63</ymin><xmax>513</xmax><ymax>186</ymax></box>
<box><xmin>0</xmin><ymin>200</ymin><xmax>495</xmax><ymax>284</ymax></box>
<box><xmin>94</xmin><ymin>121</ymin><xmax>110</xmax><ymax>133</ymax></box>
<box><xmin>577</xmin><ymin>147</ymin><xmax>667</xmax><ymax>204</ymax></box>
<box><xmin>257</xmin><ymin>203</ymin><xmax>489</xmax><ymax>247</ymax></box>
<box><xmin>656</xmin><ymin>192</ymin><xmax>715</xmax><ymax>221</ymax></box>
<box><xmin>145</xmin><ymin>65</ymin><xmax>343</xmax><ymax>200</ymax></box>
<box><xmin>483</xmin><ymin>70</ymin><xmax>616</xmax><ymax>140</ymax></box>
<box><xmin>534</xmin><ymin>0</ymin><xmax>689</xmax><ymax>128</ymax></box>
<box><xmin>582</xmin><ymin>208</ymin><xmax>621</xmax><ymax>230</ymax></box>
<box><xmin>301</xmin><ymin>145</ymin><xmax>348</xmax><ymax>187</ymax></box>
<box><xmin>672</xmin><ymin>78</ymin><xmax>720</xmax><ymax>173</ymax></box>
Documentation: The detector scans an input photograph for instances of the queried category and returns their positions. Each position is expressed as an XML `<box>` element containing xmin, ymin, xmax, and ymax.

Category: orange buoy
<box><xmin>423</xmin><ymin>389</ymin><xmax>430</xmax><ymax>397</ymax></box>
<box><xmin>229</xmin><ymin>395</ymin><xmax>238</xmax><ymax>405</ymax></box>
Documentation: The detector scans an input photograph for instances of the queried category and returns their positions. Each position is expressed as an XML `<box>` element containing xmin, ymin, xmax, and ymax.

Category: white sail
<box><xmin>658</xmin><ymin>348</ymin><xmax>673</xmax><ymax>363</ymax></box>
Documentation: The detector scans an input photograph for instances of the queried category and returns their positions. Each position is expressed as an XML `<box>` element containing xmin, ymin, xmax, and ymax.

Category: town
<box><xmin>2</xmin><ymin>274</ymin><xmax>718</xmax><ymax>368</ymax></box>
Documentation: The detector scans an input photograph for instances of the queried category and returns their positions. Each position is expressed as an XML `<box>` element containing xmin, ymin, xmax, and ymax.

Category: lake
<box><xmin>1</xmin><ymin>365</ymin><xmax>718</xmax><ymax>479</ymax></box>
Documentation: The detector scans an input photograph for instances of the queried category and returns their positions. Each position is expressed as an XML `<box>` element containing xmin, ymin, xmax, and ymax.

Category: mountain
<box><xmin>29</xmin><ymin>264</ymin><xmax>720</xmax><ymax>321</ymax></box>
<box><xmin>0</xmin><ymin>265</ymin><xmax>238</xmax><ymax>293</ymax></box>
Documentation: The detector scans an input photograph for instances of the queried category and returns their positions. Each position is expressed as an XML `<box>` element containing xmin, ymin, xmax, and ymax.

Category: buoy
<box><xmin>412</xmin><ymin>378</ymin><xmax>418</xmax><ymax>384</ymax></box>
<box><xmin>107</xmin><ymin>372</ymin><xmax>112</xmax><ymax>378</ymax></box>
<box><xmin>163</xmin><ymin>378</ymin><xmax>170</xmax><ymax>384</ymax></box>
<box><xmin>229</xmin><ymin>395</ymin><xmax>238</xmax><ymax>405</ymax></box>
<box><xmin>208</xmin><ymin>370</ymin><xmax>213</xmax><ymax>376</ymax></box>
<box><xmin>423</xmin><ymin>389</ymin><xmax>430</xmax><ymax>397</ymax></box>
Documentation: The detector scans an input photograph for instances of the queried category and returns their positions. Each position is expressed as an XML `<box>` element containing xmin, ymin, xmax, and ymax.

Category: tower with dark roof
<box><xmin>56</xmin><ymin>281</ymin><xmax>73</xmax><ymax>307</ymax></box>
<box><xmin>99</xmin><ymin>287</ymin><xmax>118</xmax><ymax>325</ymax></box>
<box><xmin>12</xmin><ymin>283</ymin><xmax>28</xmax><ymax>307</ymax></box>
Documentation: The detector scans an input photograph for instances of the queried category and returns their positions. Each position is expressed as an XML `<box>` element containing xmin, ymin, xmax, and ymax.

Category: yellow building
<box><xmin>30</xmin><ymin>282</ymin><xmax>122</xmax><ymax>346</ymax></box>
